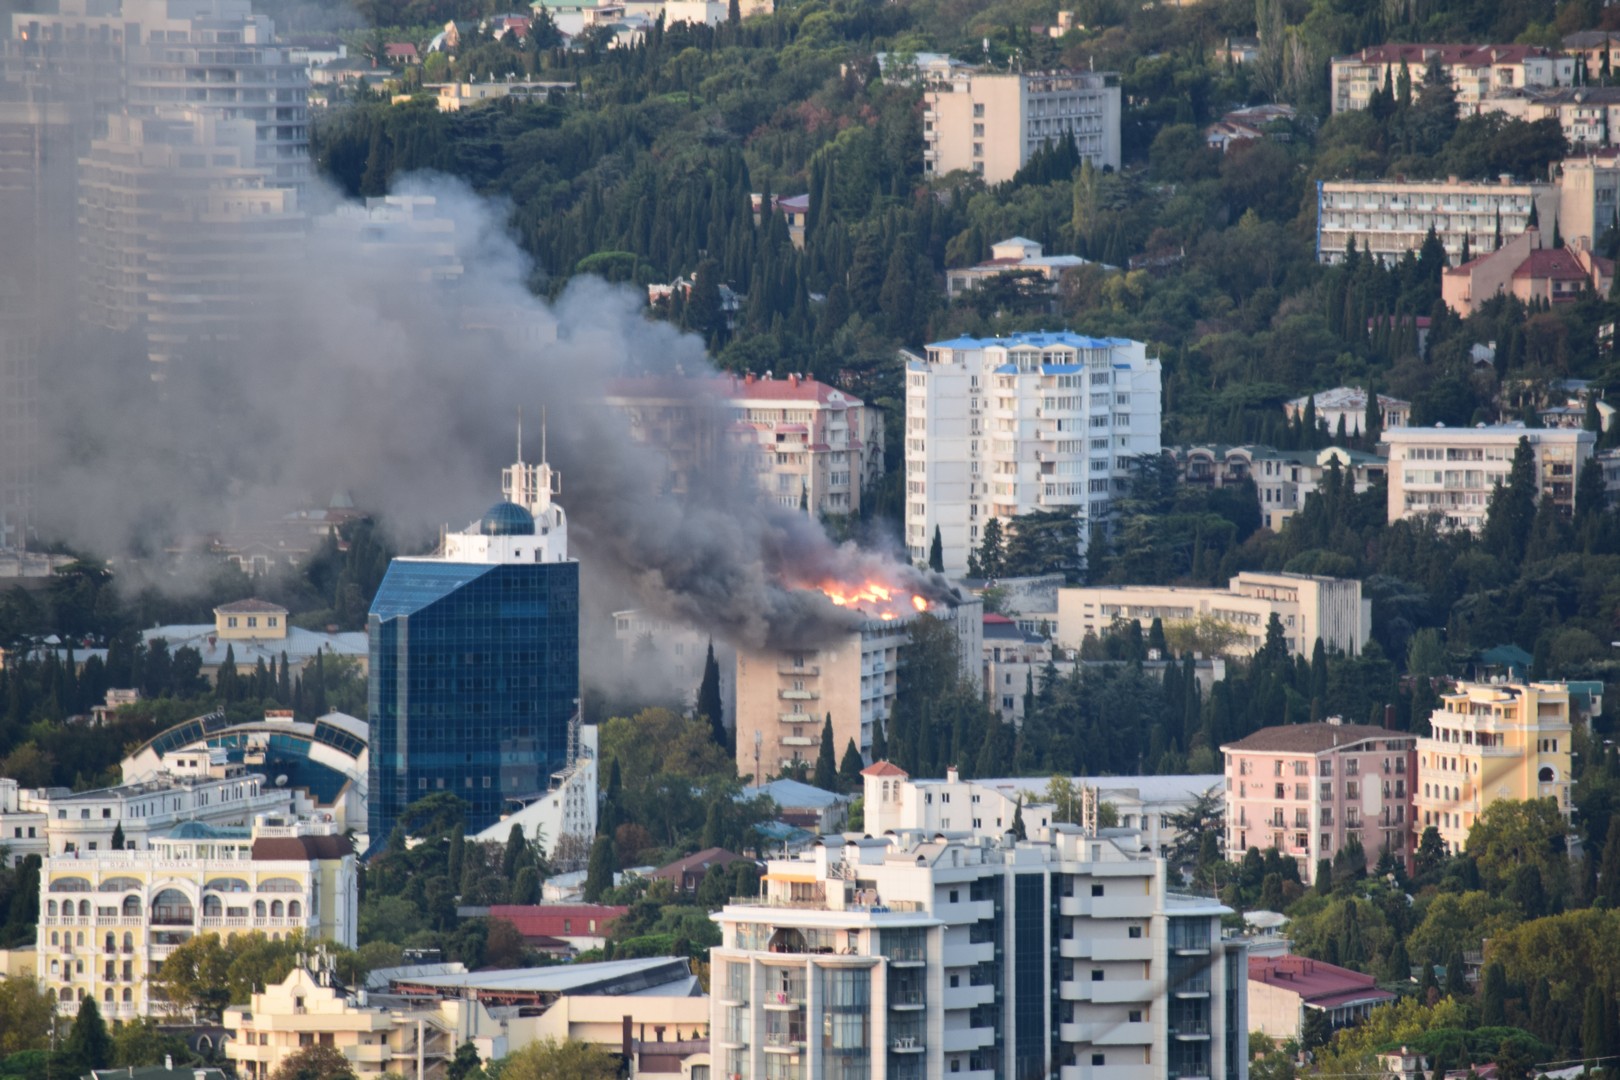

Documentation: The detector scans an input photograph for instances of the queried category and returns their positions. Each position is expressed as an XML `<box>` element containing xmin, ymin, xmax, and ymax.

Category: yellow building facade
<box><xmin>37</xmin><ymin>819</ymin><xmax>356</xmax><ymax>1020</ymax></box>
<box><xmin>1415</xmin><ymin>681</ymin><xmax>1572</xmax><ymax>853</ymax></box>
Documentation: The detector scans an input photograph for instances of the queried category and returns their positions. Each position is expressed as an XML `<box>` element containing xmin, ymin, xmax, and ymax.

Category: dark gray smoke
<box><xmin>28</xmin><ymin>173</ymin><xmax>947</xmax><ymax>652</ymax></box>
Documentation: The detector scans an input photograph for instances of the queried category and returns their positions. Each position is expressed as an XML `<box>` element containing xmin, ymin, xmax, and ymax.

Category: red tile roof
<box><xmin>250</xmin><ymin>834</ymin><xmax>355</xmax><ymax>861</ymax></box>
<box><xmin>861</xmin><ymin>761</ymin><xmax>908</xmax><ymax>777</ymax></box>
<box><xmin>1248</xmin><ymin>955</ymin><xmax>1396</xmax><ymax>1009</ymax></box>
<box><xmin>606</xmin><ymin>374</ymin><xmax>862</xmax><ymax>407</ymax></box>
<box><xmin>487</xmin><ymin>904</ymin><xmax>627</xmax><ymax>938</ymax></box>
<box><xmin>1514</xmin><ymin>247</ymin><xmax>1603</xmax><ymax>281</ymax></box>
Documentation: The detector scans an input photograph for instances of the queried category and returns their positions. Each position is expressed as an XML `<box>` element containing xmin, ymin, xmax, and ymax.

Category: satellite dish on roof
<box><xmin>276</xmin><ymin>775</ymin><xmax>289</xmax><ymax>787</ymax></box>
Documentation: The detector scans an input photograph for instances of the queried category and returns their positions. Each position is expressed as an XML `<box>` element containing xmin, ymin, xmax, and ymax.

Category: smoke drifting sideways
<box><xmin>29</xmin><ymin>173</ymin><xmax>949</xmax><ymax>653</ymax></box>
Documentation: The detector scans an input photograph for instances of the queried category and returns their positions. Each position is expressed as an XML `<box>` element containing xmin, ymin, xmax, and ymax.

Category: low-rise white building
<box><xmin>0</xmin><ymin>752</ymin><xmax>295</xmax><ymax>865</ymax></box>
<box><xmin>472</xmin><ymin>724</ymin><xmax>597</xmax><ymax>870</ymax></box>
<box><xmin>1382</xmin><ymin>423</ymin><xmax>1595</xmax><ymax>530</ymax></box>
<box><xmin>944</xmin><ymin>236</ymin><xmax>1096</xmax><ymax>301</ymax></box>
<box><xmin>1284</xmin><ymin>387</ymin><xmax>1411</xmax><ymax>438</ymax></box>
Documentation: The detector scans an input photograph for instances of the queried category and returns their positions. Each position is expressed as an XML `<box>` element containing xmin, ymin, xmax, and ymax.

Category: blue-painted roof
<box><xmin>925</xmin><ymin>331</ymin><xmax>1127</xmax><ymax>350</ymax></box>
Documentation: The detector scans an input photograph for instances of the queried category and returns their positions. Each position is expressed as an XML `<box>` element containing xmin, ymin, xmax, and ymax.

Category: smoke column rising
<box><xmin>30</xmin><ymin>174</ymin><xmax>947</xmax><ymax>651</ymax></box>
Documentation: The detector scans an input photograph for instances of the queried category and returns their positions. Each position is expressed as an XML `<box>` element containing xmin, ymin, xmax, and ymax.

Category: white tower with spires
<box><xmin>439</xmin><ymin>415</ymin><xmax>570</xmax><ymax>566</ymax></box>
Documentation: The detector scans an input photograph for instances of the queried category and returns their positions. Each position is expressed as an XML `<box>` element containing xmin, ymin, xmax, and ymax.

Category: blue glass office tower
<box><xmin>367</xmin><ymin>454</ymin><xmax>579</xmax><ymax>844</ymax></box>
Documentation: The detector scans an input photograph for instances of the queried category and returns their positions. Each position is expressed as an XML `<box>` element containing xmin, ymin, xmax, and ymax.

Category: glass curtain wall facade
<box><xmin>367</xmin><ymin>558</ymin><xmax>579</xmax><ymax>842</ymax></box>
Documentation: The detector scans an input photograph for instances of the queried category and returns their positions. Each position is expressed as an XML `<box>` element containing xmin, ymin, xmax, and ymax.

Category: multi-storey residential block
<box><xmin>0</xmin><ymin>751</ymin><xmax>294</xmax><ymax>865</ymax></box>
<box><xmin>1382</xmin><ymin>424</ymin><xmax>1595</xmax><ymax>530</ymax></box>
<box><xmin>1441</xmin><ymin>229</ymin><xmax>1613</xmax><ymax>314</ymax></box>
<box><xmin>1283</xmin><ymin>387</ymin><xmax>1411</xmax><ymax>438</ymax></box>
<box><xmin>1173</xmin><ymin>444</ymin><xmax>1388</xmax><ymax>532</ymax></box>
<box><xmin>1562</xmin><ymin>31</ymin><xmax>1620</xmax><ymax>77</ymax></box>
<box><xmin>710</xmin><ymin>763</ymin><xmax>1248</xmax><ymax>1080</ymax></box>
<box><xmin>1055</xmin><ymin>572</ymin><xmax>1370</xmax><ymax>659</ymax></box>
<box><xmin>732</xmin><ymin>596</ymin><xmax>982</xmax><ymax>782</ymax></box>
<box><xmin>1415</xmin><ymin>680</ymin><xmax>1572</xmax><ymax>854</ymax></box>
<box><xmin>1556</xmin><ymin>150</ymin><xmax>1620</xmax><ymax>248</ymax></box>
<box><xmin>923</xmin><ymin>68</ymin><xmax>1121</xmax><ymax>182</ymax></box>
<box><xmin>471</xmin><ymin>725</ymin><xmax>598</xmax><ymax>870</ymax></box>
<box><xmin>367</xmin><ymin>445</ymin><xmax>579</xmax><ymax>844</ymax></box>
<box><xmin>902</xmin><ymin>332</ymin><xmax>1162</xmax><ymax>576</ymax></box>
<box><xmin>1486</xmin><ymin>88</ymin><xmax>1620</xmax><ymax>152</ymax></box>
<box><xmin>1221</xmin><ymin>721</ymin><xmax>1417</xmax><ymax>885</ymax></box>
<box><xmin>1315</xmin><ymin>178</ymin><xmax>1559</xmax><ymax>266</ymax></box>
<box><xmin>1328</xmin><ymin>44</ymin><xmax>1574</xmax><ymax>115</ymax></box>
<box><xmin>605</xmin><ymin>372</ymin><xmax>883</xmax><ymax>517</ymax></box>
<box><xmin>37</xmin><ymin>816</ymin><xmax>356</xmax><ymax>1019</ymax></box>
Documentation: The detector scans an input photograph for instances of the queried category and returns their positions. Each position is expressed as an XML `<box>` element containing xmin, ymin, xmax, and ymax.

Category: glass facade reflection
<box><xmin>367</xmin><ymin>557</ymin><xmax>579</xmax><ymax>842</ymax></box>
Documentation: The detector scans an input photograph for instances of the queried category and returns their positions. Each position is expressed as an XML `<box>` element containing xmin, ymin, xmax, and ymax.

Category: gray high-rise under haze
<box><xmin>1</xmin><ymin>0</ymin><xmax>310</xmax><ymax>383</ymax></box>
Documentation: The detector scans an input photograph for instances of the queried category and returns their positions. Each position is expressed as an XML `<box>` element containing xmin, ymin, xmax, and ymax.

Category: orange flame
<box><xmin>808</xmin><ymin>579</ymin><xmax>930</xmax><ymax>622</ymax></box>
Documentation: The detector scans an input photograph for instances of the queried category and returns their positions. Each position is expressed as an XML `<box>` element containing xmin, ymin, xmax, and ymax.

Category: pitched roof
<box><xmin>487</xmin><ymin>903</ymin><xmax>627</xmax><ymax>937</ymax></box>
<box><xmin>250</xmin><ymin>834</ymin><xmax>356</xmax><ymax>861</ymax></box>
<box><xmin>1248</xmin><ymin>955</ymin><xmax>1396</xmax><ymax>1009</ymax></box>
<box><xmin>1221</xmin><ymin>722</ymin><xmax>1407</xmax><ymax>755</ymax></box>
<box><xmin>214</xmin><ymin>598</ymin><xmax>289</xmax><ymax>614</ymax></box>
<box><xmin>861</xmin><ymin>761</ymin><xmax>908</xmax><ymax>777</ymax></box>
<box><xmin>1338</xmin><ymin>43</ymin><xmax>1559</xmax><ymax>67</ymax></box>
<box><xmin>648</xmin><ymin>847</ymin><xmax>741</xmax><ymax>880</ymax></box>
<box><xmin>1514</xmin><ymin>247</ymin><xmax>1608</xmax><ymax>282</ymax></box>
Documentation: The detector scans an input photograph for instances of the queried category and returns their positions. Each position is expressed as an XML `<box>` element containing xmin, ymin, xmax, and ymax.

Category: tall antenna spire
<box><xmin>517</xmin><ymin>407</ymin><xmax>524</xmax><ymax>465</ymax></box>
<box><xmin>541</xmin><ymin>406</ymin><xmax>548</xmax><ymax>463</ymax></box>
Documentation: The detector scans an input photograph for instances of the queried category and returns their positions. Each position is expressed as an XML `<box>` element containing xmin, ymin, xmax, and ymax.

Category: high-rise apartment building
<box><xmin>902</xmin><ymin>332</ymin><xmax>1161</xmax><ymax>577</ymax></box>
<box><xmin>77</xmin><ymin>109</ymin><xmax>304</xmax><ymax>372</ymax></box>
<box><xmin>710</xmin><ymin>763</ymin><xmax>1248</xmax><ymax>1080</ymax></box>
<box><xmin>604</xmin><ymin>372</ymin><xmax>884</xmax><ymax>517</ymax></box>
<box><xmin>923</xmin><ymin>68</ymin><xmax>1121</xmax><ymax>182</ymax></box>
<box><xmin>36</xmin><ymin>815</ymin><xmax>356</xmax><ymax>1019</ymax></box>
<box><xmin>1220</xmin><ymin>722</ymin><xmax>1417</xmax><ymax>885</ymax></box>
<box><xmin>1415</xmin><ymin>680</ymin><xmax>1572</xmax><ymax>854</ymax></box>
<box><xmin>1382</xmin><ymin>424</ymin><xmax>1595</xmax><ymax>530</ymax></box>
<box><xmin>1315</xmin><ymin>178</ymin><xmax>1559</xmax><ymax>266</ymax></box>
<box><xmin>367</xmin><ymin>447</ymin><xmax>580</xmax><ymax>844</ymax></box>
<box><xmin>732</xmin><ymin>596</ymin><xmax>982</xmax><ymax>782</ymax></box>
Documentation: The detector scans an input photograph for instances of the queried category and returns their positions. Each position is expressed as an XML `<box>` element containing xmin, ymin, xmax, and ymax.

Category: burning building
<box><xmin>734</xmin><ymin>580</ymin><xmax>982</xmax><ymax>783</ymax></box>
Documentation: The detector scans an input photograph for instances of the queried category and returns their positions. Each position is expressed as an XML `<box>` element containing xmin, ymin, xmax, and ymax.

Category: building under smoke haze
<box><xmin>366</xmin><ymin>447</ymin><xmax>580</xmax><ymax>845</ymax></box>
<box><xmin>733</xmin><ymin>595</ymin><xmax>982</xmax><ymax>783</ymax></box>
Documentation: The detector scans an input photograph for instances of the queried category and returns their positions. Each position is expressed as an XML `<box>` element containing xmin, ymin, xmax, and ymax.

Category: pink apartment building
<box><xmin>1222</xmin><ymin>721</ymin><xmax>1418</xmax><ymax>886</ymax></box>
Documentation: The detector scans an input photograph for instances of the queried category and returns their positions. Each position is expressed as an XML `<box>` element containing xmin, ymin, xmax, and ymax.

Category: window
<box><xmin>1128</xmin><ymin>925</ymin><xmax>1142</xmax><ymax>939</ymax></box>
<box><xmin>1128</xmin><ymin>1011</ymin><xmax>1142</xmax><ymax>1023</ymax></box>
<box><xmin>1091</xmin><ymin>884</ymin><xmax>1104</xmax><ymax>897</ymax></box>
<box><xmin>1091</xmin><ymin>969</ymin><xmax>1104</xmax><ymax>981</ymax></box>
<box><xmin>1092</xmin><ymin>1054</ymin><xmax>1107</xmax><ymax>1066</ymax></box>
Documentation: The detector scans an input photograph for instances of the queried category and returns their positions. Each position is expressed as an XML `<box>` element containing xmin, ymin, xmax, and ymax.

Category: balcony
<box><xmin>343</xmin><ymin>1045</ymin><xmax>391</xmax><ymax>1065</ymax></box>
<box><xmin>778</xmin><ymin>712</ymin><xmax>814</xmax><ymax>725</ymax></box>
<box><xmin>1061</xmin><ymin>1020</ymin><xmax>1153</xmax><ymax>1046</ymax></box>
<box><xmin>778</xmin><ymin>689</ymin><xmax>818</xmax><ymax>701</ymax></box>
<box><xmin>1170</xmin><ymin>1020</ymin><xmax>1212</xmax><ymax>1041</ymax></box>
<box><xmin>1092</xmin><ymin>937</ymin><xmax>1153</xmax><ymax>962</ymax></box>
<box><xmin>778</xmin><ymin>665</ymin><xmax>819</xmax><ymax>676</ymax></box>
<box><xmin>942</xmin><ymin>981</ymin><xmax>996</xmax><ymax>1010</ymax></box>
<box><xmin>762</xmin><ymin>1030</ymin><xmax>807</xmax><ymax>1053</ymax></box>
<box><xmin>941</xmin><ymin>1025</ymin><xmax>993</xmax><ymax>1053</ymax></box>
<box><xmin>890</xmin><ymin>1036</ymin><xmax>925</xmax><ymax>1053</ymax></box>
<box><xmin>888</xmin><ymin>989</ymin><xmax>925</xmax><ymax>1009</ymax></box>
<box><xmin>1061</xmin><ymin>978</ymin><xmax>1155</xmax><ymax>1004</ymax></box>
<box><xmin>781</xmin><ymin>736</ymin><xmax>814</xmax><ymax>748</ymax></box>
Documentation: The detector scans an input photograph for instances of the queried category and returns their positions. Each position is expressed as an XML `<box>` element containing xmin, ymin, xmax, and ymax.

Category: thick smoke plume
<box><xmin>28</xmin><ymin>174</ymin><xmax>944</xmax><ymax>652</ymax></box>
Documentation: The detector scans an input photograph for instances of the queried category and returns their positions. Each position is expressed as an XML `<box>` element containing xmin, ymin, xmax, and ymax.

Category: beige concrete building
<box><xmin>733</xmin><ymin>597</ymin><xmax>981</xmax><ymax>782</ymax></box>
<box><xmin>944</xmin><ymin>236</ymin><xmax>1094</xmax><ymax>300</ymax></box>
<box><xmin>1441</xmin><ymin>230</ymin><xmax>1612</xmax><ymax>315</ymax></box>
<box><xmin>1416</xmin><ymin>680</ymin><xmax>1572</xmax><ymax>854</ymax></box>
<box><xmin>227</xmin><ymin>955</ymin><xmax>710</xmax><ymax>1080</ymax></box>
<box><xmin>923</xmin><ymin>68</ymin><xmax>1120</xmax><ymax>182</ymax></box>
<box><xmin>426</xmin><ymin>80</ymin><xmax>573</xmax><ymax>110</ymax></box>
<box><xmin>1054</xmin><ymin>572</ymin><xmax>1369</xmax><ymax>660</ymax></box>
<box><xmin>1174</xmin><ymin>444</ymin><xmax>1388</xmax><ymax>533</ymax></box>
<box><xmin>1382</xmin><ymin>424</ymin><xmax>1595</xmax><ymax>531</ymax></box>
<box><xmin>1329</xmin><ymin>43</ymin><xmax>1574</xmax><ymax>115</ymax></box>
<box><xmin>1486</xmin><ymin>88</ymin><xmax>1620</xmax><ymax>152</ymax></box>
<box><xmin>1247</xmin><ymin>956</ymin><xmax>1394</xmax><ymax>1042</ymax></box>
<box><xmin>1316</xmin><ymin>177</ymin><xmax>1558</xmax><ymax>266</ymax></box>
<box><xmin>1558</xmin><ymin>151</ymin><xmax>1620</xmax><ymax>249</ymax></box>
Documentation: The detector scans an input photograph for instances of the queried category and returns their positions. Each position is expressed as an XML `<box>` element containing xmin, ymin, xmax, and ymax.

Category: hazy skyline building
<box><xmin>366</xmin><ymin>445</ymin><xmax>581</xmax><ymax>845</ymax></box>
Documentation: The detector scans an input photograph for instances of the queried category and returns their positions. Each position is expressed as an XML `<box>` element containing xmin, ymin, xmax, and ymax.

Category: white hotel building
<box><xmin>903</xmin><ymin>332</ymin><xmax>1161</xmax><ymax>578</ymax></box>
<box><xmin>711</xmin><ymin>763</ymin><xmax>1247</xmax><ymax>1080</ymax></box>
<box><xmin>1382</xmin><ymin>424</ymin><xmax>1595</xmax><ymax>530</ymax></box>
<box><xmin>1315</xmin><ymin>178</ymin><xmax>1559</xmax><ymax>266</ymax></box>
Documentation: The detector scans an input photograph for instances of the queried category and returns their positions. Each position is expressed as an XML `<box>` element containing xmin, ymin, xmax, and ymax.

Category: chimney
<box><xmin>946</xmin><ymin>765</ymin><xmax>959</xmax><ymax>783</ymax></box>
<box><xmin>744</xmin><ymin>372</ymin><xmax>755</xmax><ymax>385</ymax></box>
<box><xmin>165</xmin><ymin>1058</ymin><xmax>173</xmax><ymax>1073</ymax></box>
<box><xmin>789</xmin><ymin>373</ymin><xmax>799</xmax><ymax>387</ymax></box>
<box><xmin>622</xmin><ymin>1015</ymin><xmax>633</xmax><ymax>1059</ymax></box>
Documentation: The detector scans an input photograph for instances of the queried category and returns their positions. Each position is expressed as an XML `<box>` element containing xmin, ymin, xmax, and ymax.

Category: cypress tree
<box><xmin>1599</xmin><ymin>825</ymin><xmax>1620</xmax><ymax>907</ymax></box>
<box><xmin>838</xmin><ymin>738</ymin><xmax>864</xmax><ymax>793</ymax></box>
<box><xmin>928</xmin><ymin>527</ymin><xmax>944</xmax><ymax>573</ymax></box>
<box><xmin>1480</xmin><ymin>962</ymin><xmax>1507</xmax><ymax>1025</ymax></box>
<box><xmin>813</xmin><ymin>715</ymin><xmax>838</xmax><ymax>792</ymax></box>
<box><xmin>584</xmin><ymin>835</ymin><xmax>617</xmax><ymax>902</ymax></box>
<box><xmin>697</xmin><ymin>642</ymin><xmax>725</xmax><ymax>750</ymax></box>
<box><xmin>63</xmin><ymin>996</ymin><xmax>112</xmax><ymax>1072</ymax></box>
<box><xmin>502</xmin><ymin>824</ymin><xmax>526</xmax><ymax>880</ymax></box>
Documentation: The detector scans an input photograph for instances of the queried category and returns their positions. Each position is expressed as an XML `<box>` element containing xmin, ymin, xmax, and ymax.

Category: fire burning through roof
<box><xmin>813</xmin><ymin>580</ymin><xmax>933</xmax><ymax>621</ymax></box>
